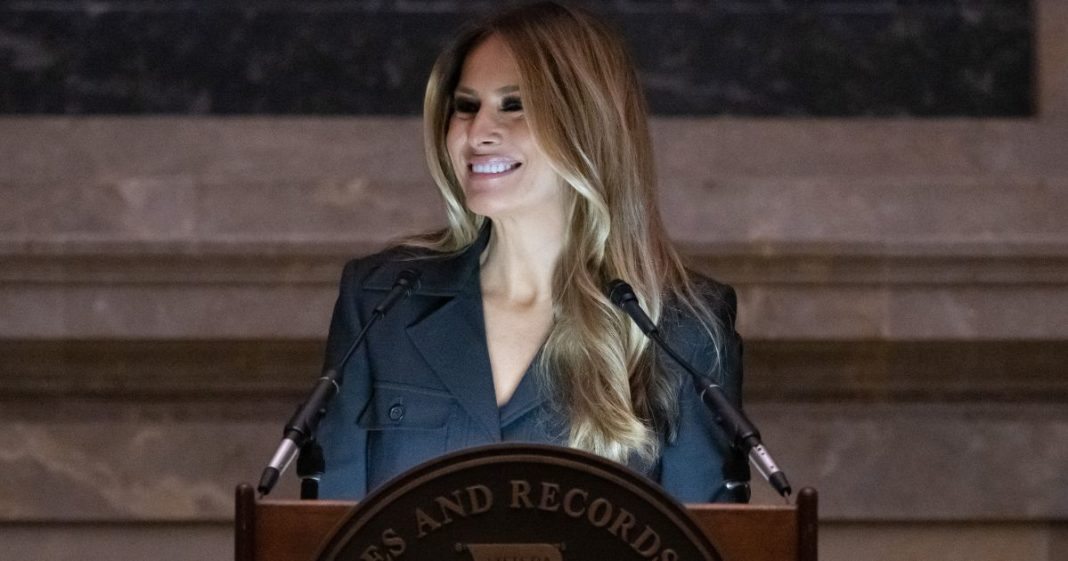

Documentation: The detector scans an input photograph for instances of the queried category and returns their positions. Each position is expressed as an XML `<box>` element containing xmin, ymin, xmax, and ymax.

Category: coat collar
<box><xmin>365</xmin><ymin>223</ymin><xmax>502</xmax><ymax>441</ymax></box>
<box><xmin>361</xmin><ymin>223</ymin><xmax>491</xmax><ymax>295</ymax></box>
<box><xmin>359</xmin><ymin>222</ymin><xmax>549</xmax><ymax>442</ymax></box>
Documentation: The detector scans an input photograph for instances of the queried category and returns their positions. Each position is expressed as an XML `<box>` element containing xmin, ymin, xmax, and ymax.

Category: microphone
<box><xmin>606</xmin><ymin>279</ymin><xmax>792</xmax><ymax>499</ymax></box>
<box><xmin>373</xmin><ymin>269</ymin><xmax>422</xmax><ymax>316</ymax></box>
<box><xmin>257</xmin><ymin>268</ymin><xmax>422</xmax><ymax>497</ymax></box>
<box><xmin>607</xmin><ymin>280</ymin><xmax>659</xmax><ymax>335</ymax></box>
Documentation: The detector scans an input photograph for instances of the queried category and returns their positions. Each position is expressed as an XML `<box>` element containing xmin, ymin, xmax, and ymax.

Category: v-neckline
<box><xmin>498</xmin><ymin>352</ymin><xmax>540</xmax><ymax>419</ymax></box>
<box><xmin>470</xmin><ymin>266</ymin><xmax>548</xmax><ymax>422</ymax></box>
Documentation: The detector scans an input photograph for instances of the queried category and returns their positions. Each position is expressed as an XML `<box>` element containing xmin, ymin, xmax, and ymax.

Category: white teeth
<box><xmin>471</xmin><ymin>162</ymin><xmax>517</xmax><ymax>174</ymax></box>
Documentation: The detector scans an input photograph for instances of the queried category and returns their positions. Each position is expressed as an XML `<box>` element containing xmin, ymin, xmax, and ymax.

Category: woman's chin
<box><xmin>461</xmin><ymin>172</ymin><xmax>567</xmax><ymax>221</ymax></box>
<box><xmin>463</xmin><ymin>194</ymin><xmax>516</xmax><ymax>219</ymax></box>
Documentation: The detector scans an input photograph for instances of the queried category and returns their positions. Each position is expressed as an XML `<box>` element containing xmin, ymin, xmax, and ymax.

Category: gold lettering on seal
<box><xmin>607</xmin><ymin>507</ymin><xmax>637</xmax><ymax>541</ymax></box>
<box><xmin>414</xmin><ymin>507</ymin><xmax>441</xmax><ymax>538</ymax></box>
<box><xmin>630</xmin><ymin>525</ymin><xmax>661</xmax><ymax>557</ymax></box>
<box><xmin>435</xmin><ymin>490</ymin><xmax>468</xmax><ymax>524</ymax></box>
<box><xmin>381</xmin><ymin>528</ymin><xmax>406</xmax><ymax>556</ymax></box>
<box><xmin>510</xmin><ymin>479</ymin><xmax>534</xmax><ymax>508</ymax></box>
<box><xmin>357</xmin><ymin>545</ymin><xmax>385</xmax><ymax>561</ymax></box>
<box><xmin>562</xmin><ymin>488</ymin><xmax>588</xmax><ymax>517</ymax></box>
<box><xmin>498</xmin><ymin>479</ymin><xmax>682</xmax><ymax>559</ymax></box>
<box><xmin>587</xmin><ymin>498</ymin><xmax>614</xmax><ymax>527</ymax></box>
<box><xmin>538</xmin><ymin>482</ymin><xmax>561</xmax><ymax>512</ymax></box>
<box><xmin>356</xmin><ymin>528</ymin><xmax>406</xmax><ymax>560</ymax></box>
<box><xmin>467</xmin><ymin>484</ymin><xmax>494</xmax><ymax>514</ymax></box>
<box><xmin>414</xmin><ymin>485</ymin><xmax>495</xmax><ymax>538</ymax></box>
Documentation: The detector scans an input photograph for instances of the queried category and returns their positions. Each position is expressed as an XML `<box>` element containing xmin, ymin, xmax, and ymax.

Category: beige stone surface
<box><xmin>1052</xmin><ymin>523</ymin><xmax>1068</xmax><ymax>559</ymax></box>
<box><xmin>2</xmin><ymin>399</ymin><xmax>1065</xmax><ymax>522</ymax></box>
<box><xmin>1</xmin><ymin>523</ymin><xmax>232</xmax><ymax>561</ymax></box>
<box><xmin>0</xmin><ymin>283</ymin><xmax>334</xmax><ymax>338</ymax></box>
<box><xmin>1039</xmin><ymin>0</ymin><xmax>1068</xmax><ymax>118</ymax></box>
<box><xmin>3</xmin><ymin>117</ymin><xmax>1065</xmax><ymax>183</ymax></box>
<box><xmin>664</xmin><ymin>175</ymin><xmax>1068</xmax><ymax>247</ymax></box>
<box><xmin>3</xmin><ymin>263</ymin><xmax>1067</xmax><ymax>339</ymax></box>
<box><xmin>0</xmin><ymin>117</ymin><xmax>428</xmax><ymax>184</ymax></box>
<box><xmin>747</xmin><ymin>402</ymin><xmax>1068</xmax><ymax>520</ymax></box>
<box><xmin>3</xmin><ymin>119</ymin><xmax>1066</xmax><ymax>248</ymax></box>
<box><xmin>821</xmin><ymin>521</ymin><xmax>1062</xmax><ymax>561</ymax></box>
<box><xmin>658</xmin><ymin>119</ymin><xmax>1068</xmax><ymax>175</ymax></box>
<box><xmin>3</xmin><ymin>115</ymin><xmax>1065</xmax><ymax>340</ymax></box>
<box><xmin>736</xmin><ymin>284</ymin><xmax>1068</xmax><ymax>340</ymax></box>
<box><xmin>0</xmin><ymin>399</ymin><xmax>299</xmax><ymax>521</ymax></box>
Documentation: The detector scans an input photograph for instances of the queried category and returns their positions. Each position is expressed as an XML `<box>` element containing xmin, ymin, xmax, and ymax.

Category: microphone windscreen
<box><xmin>606</xmin><ymin>279</ymin><xmax>635</xmax><ymax>307</ymax></box>
<box><xmin>396</xmin><ymin>269</ymin><xmax>422</xmax><ymax>291</ymax></box>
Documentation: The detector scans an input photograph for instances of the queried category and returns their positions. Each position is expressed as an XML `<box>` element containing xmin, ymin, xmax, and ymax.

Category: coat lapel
<box><xmin>406</xmin><ymin>285</ymin><xmax>501</xmax><ymax>442</ymax></box>
<box><xmin>364</xmin><ymin>224</ymin><xmax>502</xmax><ymax>442</ymax></box>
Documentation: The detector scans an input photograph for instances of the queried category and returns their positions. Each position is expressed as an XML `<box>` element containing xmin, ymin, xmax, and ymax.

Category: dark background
<box><xmin>0</xmin><ymin>0</ymin><xmax>1033</xmax><ymax>116</ymax></box>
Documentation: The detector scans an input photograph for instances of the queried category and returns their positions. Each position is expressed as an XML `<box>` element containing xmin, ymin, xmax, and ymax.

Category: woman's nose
<box><xmin>468</xmin><ymin>109</ymin><xmax>502</xmax><ymax>146</ymax></box>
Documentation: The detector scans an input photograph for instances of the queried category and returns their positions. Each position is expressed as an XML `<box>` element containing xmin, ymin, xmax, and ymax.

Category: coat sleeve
<box><xmin>656</xmin><ymin>282</ymin><xmax>751</xmax><ymax>504</ymax></box>
<box><xmin>316</xmin><ymin>259</ymin><xmax>374</xmax><ymax>499</ymax></box>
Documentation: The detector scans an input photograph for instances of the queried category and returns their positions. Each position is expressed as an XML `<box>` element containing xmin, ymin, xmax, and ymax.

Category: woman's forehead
<box><xmin>455</xmin><ymin>35</ymin><xmax>522</xmax><ymax>93</ymax></box>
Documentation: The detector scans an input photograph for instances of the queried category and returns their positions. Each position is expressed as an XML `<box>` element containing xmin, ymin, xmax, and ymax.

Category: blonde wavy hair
<box><xmin>417</xmin><ymin>1</ymin><xmax>725</xmax><ymax>463</ymax></box>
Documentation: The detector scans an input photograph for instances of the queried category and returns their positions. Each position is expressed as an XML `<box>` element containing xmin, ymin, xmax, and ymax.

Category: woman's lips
<box><xmin>468</xmin><ymin>161</ymin><xmax>521</xmax><ymax>177</ymax></box>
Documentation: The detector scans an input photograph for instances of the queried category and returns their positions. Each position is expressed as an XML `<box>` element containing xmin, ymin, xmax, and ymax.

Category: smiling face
<box><xmin>446</xmin><ymin>34</ymin><xmax>565</xmax><ymax>222</ymax></box>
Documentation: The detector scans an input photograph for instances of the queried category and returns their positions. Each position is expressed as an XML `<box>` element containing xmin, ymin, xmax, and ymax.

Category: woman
<box><xmin>317</xmin><ymin>1</ymin><xmax>749</xmax><ymax>504</ymax></box>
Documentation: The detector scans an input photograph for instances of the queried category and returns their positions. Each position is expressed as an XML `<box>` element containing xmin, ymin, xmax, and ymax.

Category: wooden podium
<box><xmin>236</xmin><ymin>445</ymin><xmax>817</xmax><ymax>561</ymax></box>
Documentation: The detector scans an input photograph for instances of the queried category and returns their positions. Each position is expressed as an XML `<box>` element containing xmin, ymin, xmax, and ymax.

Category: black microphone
<box><xmin>607</xmin><ymin>279</ymin><xmax>792</xmax><ymax>499</ymax></box>
<box><xmin>373</xmin><ymin>269</ymin><xmax>422</xmax><ymax>316</ymax></box>
<box><xmin>257</xmin><ymin>268</ymin><xmax>422</xmax><ymax>497</ymax></box>
<box><xmin>607</xmin><ymin>280</ymin><xmax>659</xmax><ymax>335</ymax></box>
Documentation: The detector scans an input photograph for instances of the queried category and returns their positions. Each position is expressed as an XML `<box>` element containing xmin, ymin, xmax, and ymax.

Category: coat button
<box><xmin>388</xmin><ymin>404</ymin><xmax>405</xmax><ymax>422</ymax></box>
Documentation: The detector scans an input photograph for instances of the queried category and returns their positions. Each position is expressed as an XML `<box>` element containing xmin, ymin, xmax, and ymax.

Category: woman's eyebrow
<box><xmin>454</xmin><ymin>85</ymin><xmax>520</xmax><ymax>95</ymax></box>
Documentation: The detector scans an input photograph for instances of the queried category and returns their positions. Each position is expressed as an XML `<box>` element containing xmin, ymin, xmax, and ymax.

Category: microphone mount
<box><xmin>607</xmin><ymin>279</ymin><xmax>793</xmax><ymax>499</ymax></box>
<box><xmin>257</xmin><ymin>268</ymin><xmax>421</xmax><ymax>497</ymax></box>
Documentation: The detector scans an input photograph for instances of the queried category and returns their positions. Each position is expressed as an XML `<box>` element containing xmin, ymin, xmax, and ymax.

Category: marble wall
<box><xmin>1</xmin><ymin>1</ymin><xmax>1066</xmax><ymax>560</ymax></box>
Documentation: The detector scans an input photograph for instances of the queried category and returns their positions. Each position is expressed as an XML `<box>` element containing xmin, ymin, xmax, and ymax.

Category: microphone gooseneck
<box><xmin>606</xmin><ymin>279</ymin><xmax>792</xmax><ymax>499</ymax></box>
<box><xmin>257</xmin><ymin>268</ymin><xmax>422</xmax><ymax>497</ymax></box>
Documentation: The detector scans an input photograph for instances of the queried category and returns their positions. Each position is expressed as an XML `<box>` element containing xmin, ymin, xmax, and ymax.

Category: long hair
<box><xmin>419</xmin><ymin>1</ymin><xmax>726</xmax><ymax>463</ymax></box>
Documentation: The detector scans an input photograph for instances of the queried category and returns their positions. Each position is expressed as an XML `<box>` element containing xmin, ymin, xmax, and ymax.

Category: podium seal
<box><xmin>315</xmin><ymin>443</ymin><xmax>722</xmax><ymax>561</ymax></box>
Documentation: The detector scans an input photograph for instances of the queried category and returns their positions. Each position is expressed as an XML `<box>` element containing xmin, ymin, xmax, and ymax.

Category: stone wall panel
<box><xmin>2</xmin><ymin>400</ymin><xmax>1065</xmax><ymax>522</ymax></box>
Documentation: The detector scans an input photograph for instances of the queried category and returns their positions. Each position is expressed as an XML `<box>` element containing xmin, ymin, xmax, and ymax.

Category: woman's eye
<box><xmin>454</xmin><ymin>99</ymin><xmax>479</xmax><ymax>115</ymax></box>
<box><xmin>501</xmin><ymin>97</ymin><xmax>523</xmax><ymax>112</ymax></box>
